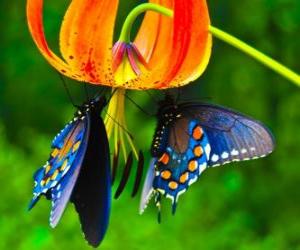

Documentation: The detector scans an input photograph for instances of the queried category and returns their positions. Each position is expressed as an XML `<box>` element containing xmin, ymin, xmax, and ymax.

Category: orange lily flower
<box><xmin>27</xmin><ymin>0</ymin><xmax>212</xmax><ymax>162</ymax></box>
<box><xmin>26</xmin><ymin>0</ymin><xmax>212</xmax><ymax>90</ymax></box>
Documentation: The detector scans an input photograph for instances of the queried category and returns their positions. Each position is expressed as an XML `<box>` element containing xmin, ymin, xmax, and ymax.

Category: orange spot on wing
<box><xmin>194</xmin><ymin>146</ymin><xmax>203</xmax><ymax>157</ymax></box>
<box><xmin>168</xmin><ymin>181</ymin><xmax>178</xmax><ymax>190</ymax></box>
<box><xmin>51</xmin><ymin>170</ymin><xmax>59</xmax><ymax>181</ymax></box>
<box><xmin>158</xmin><ymin>153</ymin><xmax>170</xmax><ymax>165</ymax></box>
<box><xmin>161</xmin><ymin>170</ymin><xmax>172</xmax><ymax>180</ymax></box>
<box><xmin>188</xmin><ymin>160</ymin><xmax>198</xmax><ymax>172</ymax></box>
<box><xmin>72</xmin><ymin>141</ymin><xmax>81</xmax><ymax>152</ymax></box>
<box><xmin>45</xmin><ymin>178</ymin><xmax>50</xmax><ymax>186</ymax></box>
<box><xmin>51</xmin><ymin>148</ymin><xmax>60</xmax><ymax>158</ymax></box>
<box><xmin>179</xmin><ymin>172</ymin><xmax>189</xmax><ymax>184</ymax></box>
<box><xmin>45</xmin><ymin>165</ymin><xmax>51</xmax><ymax>174</ymax></box>
<box><xmin>60</xmin><ymin>139</ymin><xmax>74</xmax><ymax>159</ymax></box>
<box><xmin>193</xmin><ymin>126</ymin><xmax>203</xmax><ymax>140</ymax></box>
<box><xmin>60</xmin><ymin>160</ymin><xmax>68</xmax><ymax>172</ymax></box>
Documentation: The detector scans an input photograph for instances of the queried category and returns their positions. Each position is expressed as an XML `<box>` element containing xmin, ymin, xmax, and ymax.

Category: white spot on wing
<box><xmin>157</xmin><ymin>188</ymin><xmax>165</xmax><ymax>195</ymax></box>
<box><xmin>199</xmin><ymin>162</ymin><xmax>207</xmax><ymax>174</ymax></box>
<box><xmin>221</xmin><ymin>152</ymin><xmax>229</xmax><ymax>159</ymax></box>
<box><xmin>177</xmin><ymin>189</ymin><xmax>186</xmax><ymax>199</ymax></box>
<box><xmin>241</xmin><ymin>149</ymin><xmax>247</xmax><ymax>154</ymax></box>
<box><xmin>204</xmin><ymin>143</ymin><xmax>211</xmax><ymax>159</ymax></box>
<box><xmin>211</xmin><ymin>154</ymin><xmax>219</xmax><ymax>162</ymax></box>
<box><xmin>231</xmin><ymin>149</ymin><xmax>239</xmax><ymax>156</ymax></box>
<box><xmin>188</xmin><ymin>176</ymin><xmax>198</xmax><ymax>186</ymax></box>
<box><xmin>166</xmin><ymin>194</ymin><xmax>175</xmax><ymax>203</ymax></box>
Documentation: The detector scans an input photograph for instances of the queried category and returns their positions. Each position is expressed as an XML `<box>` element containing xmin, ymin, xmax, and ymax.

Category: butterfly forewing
<box><xmin>71</xmin><ymin>109</ymin><xmax>111</xmax><ymax>248</ymax></box>
<box><xmin>182</xmin><ymin>103</ymin><xmax>275</xmax><ymax>166</ymax></box>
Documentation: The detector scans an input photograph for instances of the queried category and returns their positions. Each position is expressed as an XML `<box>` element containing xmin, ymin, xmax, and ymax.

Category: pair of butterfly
<box><xmin>29</xmin><ymin>95</ymin><xmax>275</xmax><ymax>247</ymax></box>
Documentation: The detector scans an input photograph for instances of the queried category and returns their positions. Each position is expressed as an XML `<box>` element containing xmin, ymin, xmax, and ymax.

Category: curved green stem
<box><xmin>119</xmin><ymin>3</ymin><xmax>173</xmax><ymax>43</ymax></box>
<box><xmin>209</xmin><ymin>26</ymin><xmax>300</xmax><ymax>85</ymax></box>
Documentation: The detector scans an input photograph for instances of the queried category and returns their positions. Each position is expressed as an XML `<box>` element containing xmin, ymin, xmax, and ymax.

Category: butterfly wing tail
<box><xmin>28</xmin><ymin>195</ymin><xmax>40</xmax><ymax>211</ymax></box>
<box><xmin>139</xmin><ymin>158</ymin><xmax>157</xmax><ymax>214</ymax></box>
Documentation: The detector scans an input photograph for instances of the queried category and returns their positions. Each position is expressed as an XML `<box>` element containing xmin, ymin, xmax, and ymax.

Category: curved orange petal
<box><xmin>167</xmin><ymin>0</ymin><xmax>212</xmax><ymax>87</ymax></box>
<box><xmin>134</xmin><ymin>0</ymin><xmax>173</xmax><ymax>65</ymax></box>
<box><xmin>26</xmin><ymin>0</ymin><xmax>80</xmax><ymax>80</ymax></box>
<box><xmin>134</xmin><ymin>0</ymin><xmax>211</xmax><ymax>89</ymax></box>
<box><xmin>59</xmin><ymin>0</ymin><xmax>118</xmax><ymax>85</ymax></box>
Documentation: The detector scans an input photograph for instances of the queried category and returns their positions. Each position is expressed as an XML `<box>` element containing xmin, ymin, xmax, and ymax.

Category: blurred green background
<box><xmin>1</xmin><ymin>0</ymin><xmax>300</xmax><ymax>249</ymax></box>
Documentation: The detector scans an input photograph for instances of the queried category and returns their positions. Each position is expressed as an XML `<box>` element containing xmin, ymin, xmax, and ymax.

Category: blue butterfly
<box><xmin>29</xmin><ymin>96</ymin><xmax>111</xmax><ymax>247</ymax></box>
<box><xmin>140</xmin><ymin>97</ymin><xmax>275</xmax><ymax>218</ymax></box>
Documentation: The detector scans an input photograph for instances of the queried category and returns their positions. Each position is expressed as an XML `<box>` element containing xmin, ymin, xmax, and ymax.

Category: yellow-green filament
<box><xmin>105</xmin><ymin>89</ymin><xmax>139</xmax><ymax>161</ymax></box>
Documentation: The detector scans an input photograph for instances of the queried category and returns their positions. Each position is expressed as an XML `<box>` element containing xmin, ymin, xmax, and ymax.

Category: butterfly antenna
<box><xmin>131</xmin><ymin>150</ymin><xmax>145</xmax><ymax>198</ymax></box>
<box><xmin>114</xmin><ymin>152</ymin><xmax>133</xmax><ymax>199</ymax></box>
<box><xmin>124</xmin><ymin>93</ymin><xmax>154</xmax><ymax>117</ymax></box>
<box><xmin>58</xmin><ymin>73</ymin><xmax>77</xmax><ymax>107</ymax></box>
<box><xmin>145</xmin><ymin>90</ymin><xmax>160</xmax><ymax>103</ymax></box>
<box><xmin>93</xmin><ymin>87</ymin><xmax>108</xmax><ymax>102</ymax></box>
<box><xmin>175</xmin><ymin>87</ymin><xmax>182</xmax><ymax>104</ymax></box>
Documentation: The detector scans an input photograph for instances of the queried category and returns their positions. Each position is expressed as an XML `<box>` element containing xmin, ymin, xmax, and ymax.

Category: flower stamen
<box><xmin>105</xmin><ymin>89</ymin><xmax>139</xmax><ymax>162</ymax></box>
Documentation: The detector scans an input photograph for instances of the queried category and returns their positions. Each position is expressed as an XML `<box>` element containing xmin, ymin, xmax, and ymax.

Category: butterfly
<box><xmin>28</xmin><ymin>96</ymin><xmax>111</xmax><ymax>248</ymax></box>
<box><xmin>140</xmin><ymin>96</ymin><xmax>275</xmax><ymax>218</ymax></box>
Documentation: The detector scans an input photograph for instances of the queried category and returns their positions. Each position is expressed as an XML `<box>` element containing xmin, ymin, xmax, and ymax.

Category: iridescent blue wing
<box><xmin>180</xmin><ymin>103</ymin><xmax>275</xmax><ymax>167</ymax></box>
<box><xmin>49</xmin><ymin>118</ymin><xmax>89</xmax><ymax>227</ymax></box>
<box><xmin>139</xmin><ymin>158</ymin><xmax>156</xmax><ymax>214</ymax></box>
<box><xmin>70</xmin><ymin>110</ymin><xmax>111</xmax><ymax>248</ymax></box>
<box><xmin>141</xmin><ymin>118</ymin><xmax>211</xmax><ymax>214</ymax></box>
<box><xmin>29</xmin><ymin>118</ymin><xmax>89</xmax><ymax>212</ymax></box>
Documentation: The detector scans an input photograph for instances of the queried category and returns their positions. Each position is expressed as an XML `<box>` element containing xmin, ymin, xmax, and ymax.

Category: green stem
<box><xmin>119</xmin><ymin>3</ymin><xmax>300</xmax><ymax>86</ymax></box>
<box><xmin>119</xmin><ymin>3</ymin><xmax>173</xmax><ymax>43</ymax></box>
<box><xmin>209</xmin><ymin>26</ymin><xmax>300</xmax><ymax>85</ymax></box>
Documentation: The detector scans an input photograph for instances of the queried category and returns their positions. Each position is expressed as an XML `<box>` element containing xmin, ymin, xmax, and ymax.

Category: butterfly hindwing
<box><xmin>29</xmin><ymin>118</ymin><xmax>89</xmax><ymax>211</ymax></box>
<box><xmin>49</xmin><ymin>117</ymin><xmax>89</xmax><ymax>227</ymax></box>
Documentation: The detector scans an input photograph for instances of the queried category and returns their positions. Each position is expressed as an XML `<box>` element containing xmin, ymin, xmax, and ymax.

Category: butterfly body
<box><xmin>29</xmin><ymin>96</ymin><xmax>111</xmax><ymax>247</ymax></box>
<box><xmin>140</xmin><ymin>98</ymin><xmax>275</xmax><ymax>214</ymax></box>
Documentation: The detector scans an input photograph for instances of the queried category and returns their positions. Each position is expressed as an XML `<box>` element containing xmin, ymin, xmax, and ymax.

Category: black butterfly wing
<box><xmin>71</xmin><ymin>109</ymin><xmax>111</xmax><ymax>248</ymax></box>
<box><xmin>180</xmin><ymin>103</ymin><xmax>275</xmax><ymax>167</ymax></box>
